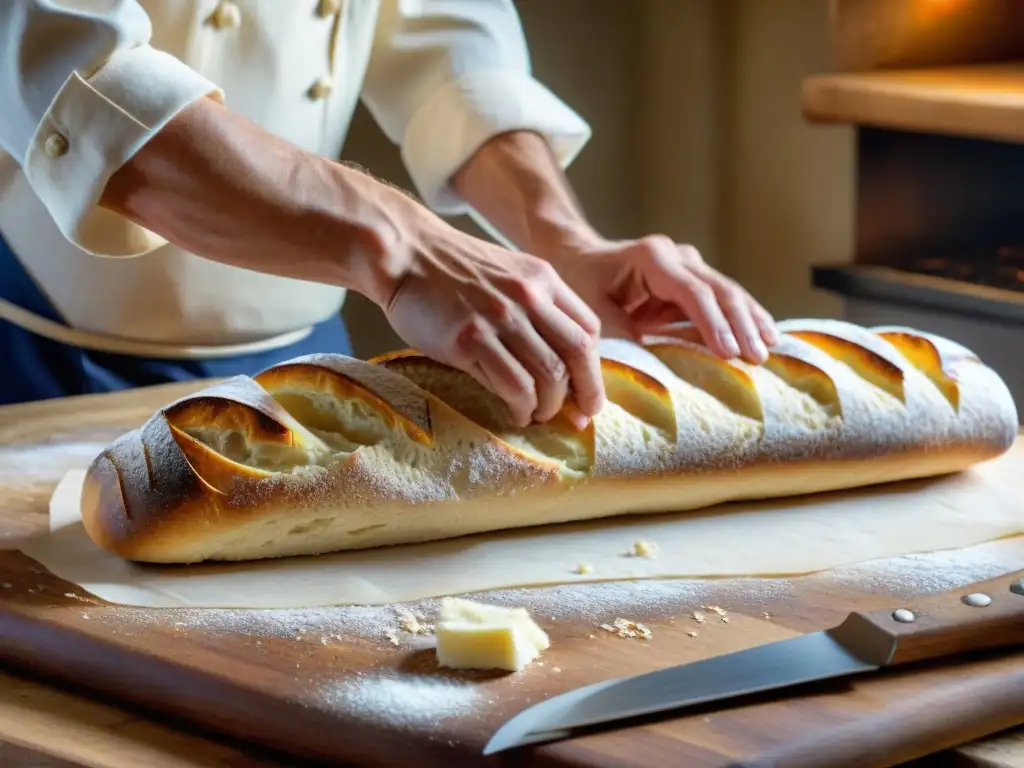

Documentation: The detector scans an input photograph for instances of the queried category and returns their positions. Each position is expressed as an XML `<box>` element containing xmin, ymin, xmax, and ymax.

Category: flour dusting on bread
<box><xmin>79</xmin><ymin>320</ymin><xmax>1019</xmax><ymax>563</ymax></box>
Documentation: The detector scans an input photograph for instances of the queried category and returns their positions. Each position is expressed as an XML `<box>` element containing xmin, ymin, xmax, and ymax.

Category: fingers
<box><xmin>643</xmin><ymin>246</ymin><xmax>740</xmax><ymax>359</ymax></box>
<box><xmin>692</xmin><ymin>266</ymin><xmax>767</xmax><ymax>364</ymax></box>
<box><xmin>453</xmin><ymin>278</ymin><xmax>604</xmax><ymax>430</ymax></box>
<box><xmin>496</xmin><ymin>312</ymin><xmax>571</xmax><ymax>426</ymax></box>
<box><xmin>749</xmin><ymin>300</ymin><xmax>779</xmax><ymax>346</ymax></box>
<box><xmin>454</xmin><ymin>319</ymin><xmax>539</xmax><ymax>428</ymax></box>
<box><xmin>636</xmin><ymin>237</ymin><xmax>778</xmax><ymax>364</ymax></box>
<box><xmin>542</xmin><ymin>293</ymin><xmax>606</xmax><ymax>421</ymax></box>
<box><xmin>383</xmin><ymin>230</ymin><xmax>604</xmax><ymax>429</ymax></box>
<box><xmin>500</xmin><ymin>272</ymin><xmax>604</xmax><ymax>428</ymax></box>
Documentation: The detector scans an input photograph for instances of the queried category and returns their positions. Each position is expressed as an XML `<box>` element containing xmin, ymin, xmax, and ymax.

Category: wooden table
<box><xmin>0</xmin><ymin>383</ymin><xmax>1022</xmax><ymax>768</ymax></box>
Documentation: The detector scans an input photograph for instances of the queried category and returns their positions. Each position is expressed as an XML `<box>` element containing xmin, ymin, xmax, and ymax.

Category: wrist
<box><xmin>524</xmin><ymin>213</ymin><xmax>605</xmax><ymax>263</ymax></box>
<box><xmin>291</xmin><ymin>160</ymin><xmax>423</xmax><ymax>306</ymax></box>
<box><xmin>320</xmin><ymin>164</ymin><xmax>452</xmax><ymax>309</ymax></box>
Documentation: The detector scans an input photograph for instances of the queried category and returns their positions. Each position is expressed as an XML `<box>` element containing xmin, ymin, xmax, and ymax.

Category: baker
<box><xmin>0</xmin><ymin>0</ymin><xmax>777</xmax><ymax>428</ymax></box>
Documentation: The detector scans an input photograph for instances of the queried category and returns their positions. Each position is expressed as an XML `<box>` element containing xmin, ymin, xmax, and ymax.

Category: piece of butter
<box><xmin>435</xmin><ymin>597</ymin><xmax>550</xmax><ymax>672</ymax></box>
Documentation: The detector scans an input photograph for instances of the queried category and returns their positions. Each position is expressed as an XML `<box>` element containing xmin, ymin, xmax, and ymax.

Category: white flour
<box><xmin>322</xmin><ymin>671</ymin><xmax>487</xmax><ymax>729</ymax></box>
<box><xmin>88</xmin><ymin>575</ymin><xmax>794</xmax><ymax>645</ymax></box>
<box><xmin>0</xmin><ymin>443</ymin><xmax>107</xmax><ymax>484</ymax></box>
<box><xmin>816</xmin><ymin>546</ymin><xmax>1022</xmax><ymax>597</ymax></box>
<box><xmin>85</xmin><ymin>541</ymin><xmax>1022</xmax><ymax>648</ymax></box>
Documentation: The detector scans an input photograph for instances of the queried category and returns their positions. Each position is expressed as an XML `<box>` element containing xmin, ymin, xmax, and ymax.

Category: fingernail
<box><xmin>748</xmin><ymin>335</ymin><xmax>769</xmax><ymax>363</ymax></box>
<box><xmin>563</xmin><ymin>401</ymin><xmax>591</xmax><ymax>431</ymax></box>
<box><xmin>718</xmin><ymin>331</ymin><xmax>741</xmax><ymax>357</ymax></box>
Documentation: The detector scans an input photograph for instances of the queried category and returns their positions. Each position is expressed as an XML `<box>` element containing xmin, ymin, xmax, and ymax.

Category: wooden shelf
<box><xmin>802</xmin><ymin>62</ymin><xmax>1024</xmax><ymax>144</ymax></box>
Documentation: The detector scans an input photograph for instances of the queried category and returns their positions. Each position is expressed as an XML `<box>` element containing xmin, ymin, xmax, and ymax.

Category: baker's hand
<box><xmin>379</xmin><ymin>220</ymin><xmax>604</xmax><ymax>430</ymax></box>
<box><xmin>545</xmin><ymin>235</ymin><xmax>779</xmax><ymax>363</ymax></box>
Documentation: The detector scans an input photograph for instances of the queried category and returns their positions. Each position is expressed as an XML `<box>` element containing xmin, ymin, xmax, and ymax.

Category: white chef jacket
<box><xmin>0</xmin><ymin>0</ymin><xmax>591</xmax><ymax>358</ymax></box>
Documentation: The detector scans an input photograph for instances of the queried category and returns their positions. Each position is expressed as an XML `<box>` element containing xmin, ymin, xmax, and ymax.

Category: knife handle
<box><xmin>828</xmin><ymin>569</ymin><xmax>1024</xmax><ymax>667</ymax></box>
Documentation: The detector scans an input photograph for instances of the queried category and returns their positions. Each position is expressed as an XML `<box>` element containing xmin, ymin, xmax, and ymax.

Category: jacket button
<box><xmin>317</xmin><ymin>0</ymin><xmax>341</xmax><ymax>17</ymax></box>
<box><xmin>211</xmin><ymin>1</ymin><xmax>242</xmax><ymax>30</ymax></box>
<box><xmin>308</xmin><ymin>75</ymin><xmax>333</xmax><ymax>101</ymax></box>
<box><xmin>44</xmin><ymin>133</ymin><xmax>69</xmax><ymax>158</ymax></box>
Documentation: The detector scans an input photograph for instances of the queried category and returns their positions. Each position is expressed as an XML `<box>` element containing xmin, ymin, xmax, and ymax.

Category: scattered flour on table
<box><xmin>321</xmin><ymin>671</ymin><xmax>485</xmax><ymax>728</ymax></box>
<box><xmin>816</xmin><ymin>547</ymin><xmax>1023</xmax><ymax>598</ymax></box>
<box><xmin>0</xmin><ymin>443</ymin><xmax>108</xmax><ymax>484</ymax></box>
<box><xmin>83</xmin><ymin>542</ymin><xmax>1022</xmax><ymax>643</ymax></box>
<box><xmin>88</xmin><ymin>576</ymin><xmax>795</xmax><ymax>643</ymax></box>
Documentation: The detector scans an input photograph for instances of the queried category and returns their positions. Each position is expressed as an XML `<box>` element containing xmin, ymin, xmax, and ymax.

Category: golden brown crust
<box><xmin>79</xmin><ymin>320</ymin><xmax>1019</xmax><ymax>563</ymax></box>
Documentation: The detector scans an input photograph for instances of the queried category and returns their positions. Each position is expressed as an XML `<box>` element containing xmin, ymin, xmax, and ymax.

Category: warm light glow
<box><xmin>917</xmin><ymin>0</ymin><xmax>971</xmax><ymax>21</ymax></box>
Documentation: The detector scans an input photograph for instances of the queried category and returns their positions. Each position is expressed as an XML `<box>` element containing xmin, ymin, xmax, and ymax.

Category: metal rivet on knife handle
<box><xmin>892</xmin><ymin>608</ymin><xmax>916</xmax><ymax>623</ymax></box>
<box><xmin>962</xmin><ymin>593</ymin><xmax>992</xmax><ymax>608</ymax></box>
<box><xmin>1011</xmin><ymin>579</ymin><xmax>1024</xmax><ymax>597</ymax></box>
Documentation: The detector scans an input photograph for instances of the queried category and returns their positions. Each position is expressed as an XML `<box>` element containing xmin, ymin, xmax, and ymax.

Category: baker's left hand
<box><xmin>544</xmin><ymin>235</ymin><xmax>779</xmax><ymax>364</ymax></box>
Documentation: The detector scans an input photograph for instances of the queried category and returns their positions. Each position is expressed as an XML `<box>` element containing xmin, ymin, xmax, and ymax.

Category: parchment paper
<box><xmin>19</xmin><ymin>444</ymin><xmax>1024</xmax><ymax>608</ymax></box>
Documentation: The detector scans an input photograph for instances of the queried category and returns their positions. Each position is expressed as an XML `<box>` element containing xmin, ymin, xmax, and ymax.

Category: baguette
<box><xmin>80</xmin><ymin>319</ymin><xmax>1019</xmax><ymax>564</ymax></box>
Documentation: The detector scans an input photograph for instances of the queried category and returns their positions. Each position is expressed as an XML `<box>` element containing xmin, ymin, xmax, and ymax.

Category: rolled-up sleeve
<box><xmin>360</xmin><ymin>0</ymin><xmax>592</xmax><ymax>215</ymax></box>
<box><xmin>0</xmin><ymin>1</ymin><xmax>222</xmax><ymax>256</ymax></box>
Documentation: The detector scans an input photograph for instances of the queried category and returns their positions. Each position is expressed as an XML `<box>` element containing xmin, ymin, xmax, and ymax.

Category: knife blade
<box><xmin>484</xmin><ymin>569</ymin><xmax>1024</xmax><ymax>755</ymax></box>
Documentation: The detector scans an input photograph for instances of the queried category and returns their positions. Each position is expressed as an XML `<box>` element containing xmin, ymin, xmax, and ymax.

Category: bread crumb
<box><xmin>600</xmin><ymin>618</ymin><xmax>653</xmax><ymax>640</ymax></box>
<box><xmin>687</xmin><ymin>631</ymin><xmax>698</xmax><ymax>638</ymax></box>
<box><xmin>397</xmin><ymin>607</ymin><xmax>434</xmax><ymax>635</ymax></box>
<box><xmin>553</xmin><ymin>667</ymin><xmax>562</xmax><ymax>673</ymax></box>
<box><xmin>701</xmin><ymin>604</ymin><xmax>728</xmax><ymax>617</ymax></box>
<box><xmin>574</xmin><ymin>563</ymin><xmax>594</xmax><ymax>575</ymax></box>
<box><xmin>384</xmin><ymin>629</ymin><xmax>401</xmax><ymax>646</ymax></box>
<box><xmin>691</xmin><ymin>611</ymin><xmax>707</xmax><ymax>624</ymax></box>
<box><xmin>626</xmin><ymin>539</ymin><xmax>657</xmax><ymax>558</ymax></box>
<box><xmin>721</xmin><ymin>617</ymin><xmax>730</xmax><ymax>624</ymax></box>
<box><xmin>763</xmin><ymin>612</ymin><xmax>772</xmax><ymax>620</ymax></box>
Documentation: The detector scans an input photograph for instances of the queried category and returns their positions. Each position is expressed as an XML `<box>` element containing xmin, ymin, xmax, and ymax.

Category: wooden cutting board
<box><xmin>0</xmin><ymin>382</ymin><xmax>1022</xmax><ymax>768</ymax></box>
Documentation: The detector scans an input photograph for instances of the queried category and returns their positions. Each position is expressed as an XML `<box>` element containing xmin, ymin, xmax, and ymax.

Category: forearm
<box><xmin>452</xmin><ymin>130</ymin><xmax>601</xmax><ymax>257</ymax></box>
<box><xmin>100</xmin><ymin>97</ymin><xmax>419</xmax><ymax>305</ymax></box>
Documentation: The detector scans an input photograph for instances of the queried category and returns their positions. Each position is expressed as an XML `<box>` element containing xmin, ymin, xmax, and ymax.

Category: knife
<box><xmin>484</xmin><ymin>569</ymin><xmax>1024</xmax><ymax>755</ymax></box>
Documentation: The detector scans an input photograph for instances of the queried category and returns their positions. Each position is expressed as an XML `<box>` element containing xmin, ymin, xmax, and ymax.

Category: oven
<box><xmin>803</xmin><ymin>0</ymin><xmax>1024</xmax><ymax>422</ymax></box>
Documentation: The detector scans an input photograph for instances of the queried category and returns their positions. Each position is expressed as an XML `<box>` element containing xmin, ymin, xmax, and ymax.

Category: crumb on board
<box><xmin>397</xmin><ymin>607</ymin><xmax>434</xmax><ymax>636</ymax></box>
<box><xmin>574</xmin><ymin>563</ymin><xmax>594</xmax><ymax>575</ymax></box>
<box><xmin>691</xmin><ymin>611</ymin><xmax>707</xmax><ymax>624</ymax></box>
<box><xmin>379</xmin><ymin>608</ymin><xmax>437</xmax><ymax>647</ymax></box>
<box><xmin>687</xmin><ymin>631</ymin><xmax>698</xmax><ymax>638</ymax></box>
<box><xmin>763</xmin><ymin>612</ymin><xmax>772</xmax><ymax>620</ymax></box>
<box><xmin>599</xmin><ymin>618</ymin><xmax>653</xmax><ymax>640</ymax></box>
<box><xmin>701</xmin><ymin>604</ymin><xmax>728</xmax><ymax>617</ymax></box>
<box><xmin>625</xmin><ymin>540</ymin><xmax>657</xmax><ymax>559</ymax></box>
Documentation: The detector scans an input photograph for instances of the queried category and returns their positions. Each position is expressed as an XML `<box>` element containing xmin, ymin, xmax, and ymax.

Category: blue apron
<box><xmin>0</xmin><ymin>231</ymin><xmax>353</xmax><ymax>406</ymax></box>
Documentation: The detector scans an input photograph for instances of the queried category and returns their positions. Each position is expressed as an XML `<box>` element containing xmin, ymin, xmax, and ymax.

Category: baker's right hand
<box><xmin>377</xmin><ymin>219</ymin><xmax>605</xmax><ymax>430</ymax></box>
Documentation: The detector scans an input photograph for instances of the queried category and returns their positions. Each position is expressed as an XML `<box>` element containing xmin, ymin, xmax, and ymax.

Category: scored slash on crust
<box><xmin>254</xmin><ymin>362</ymin><xmax>434</xmax><ymax>446</ymax></box>
<box><xmin>786</xmin><ymin>331</ymin><xmax>906</xmax><ymax>404</ymax></box>
<box><xmin>875</xmin><ymin>332</ymin><xmax>963</xmax><ymax>412</ymax></box>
